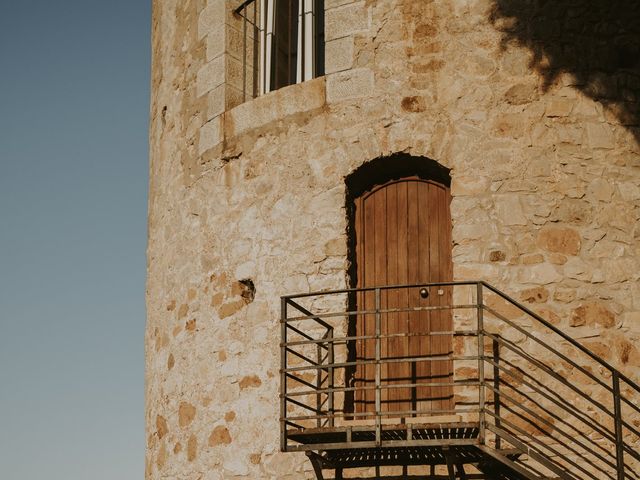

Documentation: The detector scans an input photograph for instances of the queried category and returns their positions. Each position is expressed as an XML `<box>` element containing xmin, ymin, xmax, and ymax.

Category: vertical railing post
<box><xmin>375</xmin><ymin>287</ymin><xmax>381</xmax><ymax>446</ymax></box>
<box><xmin>252</xmin><ymin>0</ymin><xmax>259</xmax><ymax>98</ymax></box>
<box><xmin>241</xmin><ymin>7</ymin><xmax>247</xmax><ymax>102</ymax></box>
<box><xmin>493</xmin><ymin>338</ymin><xmax>501</xmax><ymax>450</ymax></box>
<box><xmin>316</xmin><ymin>338</ymin><xmax>322</xmax><ymax>428</ymax></box>
<box><xmin>280</xmin><ymin>297</ymin><xmax>288</xmax><ymax>452</ymax></box>
<box><xmin>613</xmin><ymin>371</ymin><xmax>625</xmax><ymax>480</ymax></box>
<box><xmin>477</xmin><ymin>282</ymin><xmax>486</xmax><ymax>445</ymax></box>
<box><xmin>328</xmin><ymin>327</ymin><xmax>335</xmax><ymax>428</ymax></box>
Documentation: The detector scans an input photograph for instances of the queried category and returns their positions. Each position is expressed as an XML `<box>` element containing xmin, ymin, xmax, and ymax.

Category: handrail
<box><xmin>233</xmin><ymin>0</ymin><xmax>256</xmax><ymax>15</ymax></box>
<box><xmin>481</xmin><ymin>281</ymin><xmax>640</xmax><ymax>393</ymax></box>
<box><xmin>279</xmin><ymin>281</ymin><xmax>640</xmax><ymax>479</ymax></box>
<box><xmin>283</xmin><ymin>281</ymin><xmax>479</xmax><ymax>300</ymax></box>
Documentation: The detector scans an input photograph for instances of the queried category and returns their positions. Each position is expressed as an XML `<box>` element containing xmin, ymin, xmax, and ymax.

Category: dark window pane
<box><xmin>315</xmin><ymin>0</ymin><xmax>325</xmax><ymax>77</ymax></box>
<box><xmin>271</xmin><ymin>0</ymin><xmax>299</xmax><ymax>90</ymax></box>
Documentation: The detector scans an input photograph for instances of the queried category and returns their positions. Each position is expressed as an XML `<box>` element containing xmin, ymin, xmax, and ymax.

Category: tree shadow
<box><xmin>490</xmin><ymin>0</ymin><xmax>640</xmax><ymax>143</ymax></box>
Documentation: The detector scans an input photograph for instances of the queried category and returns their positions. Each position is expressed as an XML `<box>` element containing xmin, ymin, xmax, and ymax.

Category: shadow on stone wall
<box><xmin>490</xmin><ymin>0</ymin><xmax>640</xmax><ymax>143</ymax></box>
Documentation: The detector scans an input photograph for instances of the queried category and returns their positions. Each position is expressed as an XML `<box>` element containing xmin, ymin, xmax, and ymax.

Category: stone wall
<box><xmin>146</xmin><ymin>0</ymin><xmax>640</xmax><ymax>478</ymax></box>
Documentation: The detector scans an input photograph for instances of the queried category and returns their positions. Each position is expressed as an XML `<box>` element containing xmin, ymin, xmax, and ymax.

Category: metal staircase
<box><xmin>279</xmin><ymin>282</ymin><xmax>640</xmax><ymax>479</ymax></box>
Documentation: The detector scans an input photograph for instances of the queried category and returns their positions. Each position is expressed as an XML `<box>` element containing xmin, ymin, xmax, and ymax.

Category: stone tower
<box><xmin>146</xmin><ymin>1</ymin><xmax>640</xmax><ymax>479</ymax></box>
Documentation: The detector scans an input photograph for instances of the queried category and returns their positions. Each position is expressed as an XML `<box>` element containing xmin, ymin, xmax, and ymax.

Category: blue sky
<box><xmin>0</xmin><ymin>1</ymin><xmax>150</xmax><ymax>478</ymax></box>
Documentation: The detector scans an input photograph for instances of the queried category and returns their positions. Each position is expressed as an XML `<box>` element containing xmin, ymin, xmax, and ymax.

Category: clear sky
<box><xmin>0</xmin><ymin>1</ymin><xmax>150</xmax><ymax>478</ymax></box>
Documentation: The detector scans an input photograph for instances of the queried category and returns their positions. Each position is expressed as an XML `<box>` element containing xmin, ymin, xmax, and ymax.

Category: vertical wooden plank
<box><xmin>443</xmin><ymin>185</ymin><xmax>454</xmax><ymax>411</ymax></box>
<box><xmin>417</xmin><ymin>181</ymin><xmax>432</xmax><ymax>412</ymax></box>
<box><xmin>373</xmin><ymin>188</ymin><xmax>387</xmax><ymax>415</ymax></box>
<box><xmin>363</xmin><ymin>193</ymin><xmax>377</xmax><ymax>414</ymax></box>
<box><xmin>406</xmin><ymin>181</ymin><xmax>420</xmax><ymax>415</ymax></box>
<box><xmin>428</xmin><ymin>183</ymin><xmax>443</xmax><ymax>411</ymax></box>
<box><xmin>396</xmin><ymin>181</ymin><xmax>410</xmax><ymax>414</ymax></box>
<box><xmin>354</xmin><ymin>196</ymin><xmax>364</xmax><ymax>412</ymax></box>
<box><xmin>386</xmin><ymin>182</ymin><xmax>398</xmax><ymax>413</ymax></box>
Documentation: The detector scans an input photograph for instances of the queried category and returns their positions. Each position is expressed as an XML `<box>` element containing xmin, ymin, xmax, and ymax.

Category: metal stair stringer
<box><xmin>476</xmin><ymin>445</ymin><xmax>563</xmax><ymax>480</ymax></box>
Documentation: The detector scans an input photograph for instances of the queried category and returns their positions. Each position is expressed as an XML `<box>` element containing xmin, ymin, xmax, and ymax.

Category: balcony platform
<box><xmin>287</xmin><ymin>421</ymin><xmax>480</xmax><ymax>452</ymax></box>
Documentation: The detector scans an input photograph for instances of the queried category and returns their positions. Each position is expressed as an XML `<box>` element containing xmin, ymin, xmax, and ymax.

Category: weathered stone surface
<box><xmin>537</xmin><ymin>227</ymin><xmax>581</xmax><ymax>255</ymax></box>
<box><xmin>570</xmin><ymin>301</ymin><xmax>616</xmax><ymax>328</ymax></box>
<box><xmin>208</xmin><ymin>426</ymin><xmax>232</xmax><ymax>446</ymax></box>
<box><xmin>178</xmin><ymin>402</ymin><xmax>196</xmax><ymax>428</ymax></box>
<box><xmin>187</xmin><ymin>434</ymin><xmax>198</xmax><ymax>462</ymax></box>
<box><xmin>198</xmin><ymin>116</ymin><xmax>223</xmax><ymax>155</ymax></box>
<box><xmin>519</xmin><ymin>287</ymin><xmax>549</xmax><ymax>303</ymax></box>
<box><xmin>325</xmin><ymin>1</ymin><xmax>369</xmax><ymax>40</ymax></box>
<box><xmin>156</xmin><ymin>415</ymin><xmax>168</xmax><ymax>439</ymax></box>
<box><xmin>147</xmin><ymin>1</ymin><xmax>640</xmax><ymax>478</ymax></box>
<box><xmin>325</xmin><ymin>36</ymin><xmax>354</xmax><ymax>74</ymax></box>
<box><xmin>326</xmin><ymin>68</ymin><xmax>374</xmax><ymax>103</ymax></box>
<box><xmin>239</xmin><ymin>375</ymin><xmax>262</xmax><ymax>390</ymax></box>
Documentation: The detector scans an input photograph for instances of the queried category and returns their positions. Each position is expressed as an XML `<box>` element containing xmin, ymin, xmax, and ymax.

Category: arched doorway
<box><xmin>345</xmin><ymin>155</ymin><xmax>454</xmax><ymax>417</ymax></box>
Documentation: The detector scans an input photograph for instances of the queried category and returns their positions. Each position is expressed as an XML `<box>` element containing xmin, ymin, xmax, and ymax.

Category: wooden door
<box><xmin>353</xmin><ymin>178</ymin><xmax>453</xmax><ymax>416</ymax></box>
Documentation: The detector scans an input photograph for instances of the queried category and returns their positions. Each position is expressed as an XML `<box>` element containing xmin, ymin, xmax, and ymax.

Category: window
<box><xmin>235</xmin><ymin>0</ymin><xmax>325</xmax><ymax>99</ymax></box>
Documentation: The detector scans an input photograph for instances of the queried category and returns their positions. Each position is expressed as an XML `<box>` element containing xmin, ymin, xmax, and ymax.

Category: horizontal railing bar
<box><xmin>481</xmin><ymin>281</ymin><xmax>640</xmax><ymax>393</ymax></box>
<box><xmin>284</xmin><ymin>407</ymin><xmax>480</xmax><ymax>422</ymax></box>
<box><xmin>285</xmin><ymin>323</ymin><xmax>324</xmax><ymax>345</ymax></box>
<box><xmin>285</xmin><ymin>299</ymin><xmax>334</xmax><ymax>330</ymax></box>
<box><xmin>284</xmin><ymin>419</ymin><xmax>307</xmax><ymax>429</ymax></box>
<box><xmin>284</xmin><ymin>438</ymin><xmax>480</xmax><ymax>452</ymax></box>
<box><xmin>282</xmin><ymin>281</ymin><xmax>479</xmax><ymax>300</ymax></box>
<box><xmin>285</xmin><ymin>380</ymin><xmax>481</xmax><ymax>398</ymax></box>
<box><xmin>620</xmin><ymin>393</ymin><xmax>640</xmax><ymax>416</ymax></box>
<box><xmin>284</xmin><ymin>303</ymin><xmax>478</xmax><ymax>323</ymax></box>
<box><xmin>285</xmin><ymin>373</ymin><xmax>317</xmax><ymax>390</ymax></box>
<box><xmin>484</xmin><ymin>332</ymin><xmax>614</xmax><ymax>417</ymax></box>
<box><xmin>484</xmin><ymin>383</ymin><xmax>619</xmax><ymax>472</ymax></box>
<box><xmin>485</xmin><ymin>357</ymin><xmax>618</xmax><ymax>445</ymax></box>
<box><xmin>284</xmin><ymin>355</ymin><xmax>478</xmax><ymax>373</ymax></box>
<box><xmin>285</xmin><ymin>396</ymin><xmax>326</xmax><ymax>414</ymax></box>
<box><xmin>283</xmin><ymin>330</ymin><xmax>478</xmax><ymax>348</ymax></box>
<box><xmin>286</xmin><ymin>347</ymin><xmax>322</xmax><ymax>367</ymax></box>
<box><xmin>483</xmin><ymin>306</ymin><xmax>612</xmax><ymax>392</ymax></box>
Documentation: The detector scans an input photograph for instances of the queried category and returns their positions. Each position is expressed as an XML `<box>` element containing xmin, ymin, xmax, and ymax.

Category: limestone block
<box><xmin>587</xmin><ymin>177</ymin><xmax>614</xmax><ymax>202</ymax></box>
<box><xmin>451</xmin><ymin>175</ymin><xmax>490</xmax><ymax>196</ymax></box>
<box><xmin>325</xmin><ymin>0</ymin><xmax>357</xmax><ymax>8</ymax></box>
<box><xmin>206</xmin><ymin>26</ymin><xmax>225</xmax><ymax>61</ymax></box>
<box><xmin>494</xmin><ymin>195</ymin><xmax>527</xmax><ymax>225</ymax></box>
<box><xmin>537</xmin><ymin>226</ymin><xmax>581</xmax><ymax>256</ymax></box>
<box><xmin>196</xmin><ymin>55</ymin><xmax>225</xmax><ymax>97</ymax></box>
<box><xmin>570</xmin><ymin>301</ymin><xmax>616</xmax><ymax>328</ymax></box>
<box><xmin>226</xmin><ymin>78</ymin><xmax>325</xmax><ymax>137</ymax></box>
<box><xmin>586</xmin><ymin>122</ymin><xmax>615</xmax><ymax>149</ymax></box>
<box><xmin>618</xmin><ymin>181</ymin><xmax>640</xmax><ymax>201</ymax></box>
<box><xmin>325</xmin><ymin>37</ymin><xmax>354</xmax><ymax>74</ymax></box>
<box><xmin>519</xmin><ymin>286</ymin><xmax>549</xmax><ymax>303</ymax></box>
<box><xmin>505</xmin><ymin>83</ymin><xmax>539</xmax><ymax>105</ymax></box>
<box><xmin>198</xmin><ymin>0</ymin><xmax>225</xmax><ymax>39</ymax></box>
<box><xmin>326</xmin><ymin>68</ymin><xmax>374</xmax><ymax>103</ymax></box>
<box><xmin>198</xmin><ymin>116</ymin><xmax>223</xmax><ymax>155</ymax></box>
<box><xmin>325</xmin><ymin>1</ymin><xmax>369</xmax><ymax>41</ymax></box>
<box><xmin>207</xmin><ymin>84</ymin><xmax>226</xmax><ymax>119</ymax></box>
<box><xmin>517</xmin><ymin>263</ymin><xmax>562</xmax><ymax>285</ymax></box>
<box><xmin>545</xmin><ymin>98</ymin><xmax>575</xmax><ymax>117</ymax></box>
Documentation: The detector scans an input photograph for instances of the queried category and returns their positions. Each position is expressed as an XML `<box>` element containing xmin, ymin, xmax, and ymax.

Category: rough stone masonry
<box><xmin>146</xmin><ymin>0</ymin><xmax>640</xmax><ymax>478</ymax></box>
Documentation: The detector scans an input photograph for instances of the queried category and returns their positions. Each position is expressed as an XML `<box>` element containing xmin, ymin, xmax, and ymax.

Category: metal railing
<box><xmin>234</xmin><ymin>0</ymin><xmax>324</xmax><ymax>102</ymax></box>
<box><xmin>280</xmin><ymin>281</ymin><xmax>640</xmax><ymax>479</ymax></box>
